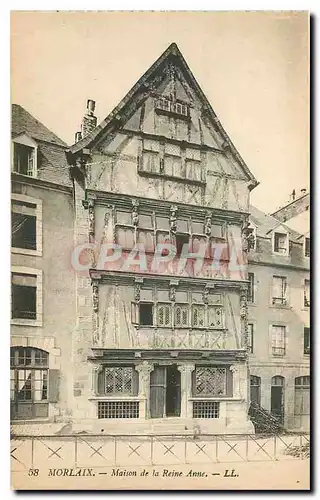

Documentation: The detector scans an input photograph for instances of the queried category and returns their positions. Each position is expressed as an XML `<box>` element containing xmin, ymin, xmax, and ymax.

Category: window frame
<box><xmin>11</xmin><ymin>194</ymin><xmax>42</xmax><ymax>256</ymax></box>
<box><xmin>192</xmin><ymin>366</ymin><xmax>232</xmax><ymax>398</ymax></box>
<box><xmin>273</xmin><ymin>231</ymin><xmax>289</xmax><ymax>256</ymax></box>
<box><xmin>97</xmin><ymin>365</ymin><xmax>139</xmax><ymax>397</ymax></box>
<box><xmin>271</xmin><ymin>324</ymin><xmax>286</xmax><ymax>357</ymax></box>
<box><xmin>10</xmin><ymin>347</ymin><xmax>49</xmax><ymax>420</ymax></box>
<box><xmin>272</xmin><ymin>275</ymin><xmax>288</xmax><ymax>306</ymax></box>
<box><xmin>294</xmin><ymin>376</ymin><xmax>310</xmax><ymax>416</ymax></box>
<box><xmin>11</xmin><ymin>267</ymin><xmax>43</xmax><ymax>327</ymax></box>
<box><xmin>131</xmin><ymin>287</ymin><xmax>225</xmax><ymax>330</ymax></box>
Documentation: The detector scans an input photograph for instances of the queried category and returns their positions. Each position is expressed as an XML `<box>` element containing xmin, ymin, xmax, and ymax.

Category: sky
<box><xmin>11</xmin><ymin>11</ymin><xmax>309</xmax><ymax>213</ymax></box>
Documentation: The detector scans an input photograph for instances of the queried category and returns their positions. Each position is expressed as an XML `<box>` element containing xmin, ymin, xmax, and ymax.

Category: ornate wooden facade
<box><xmin>67</xmin><ymin>43</ymin><xmax>258</xmax><ymax>433</ymax></box>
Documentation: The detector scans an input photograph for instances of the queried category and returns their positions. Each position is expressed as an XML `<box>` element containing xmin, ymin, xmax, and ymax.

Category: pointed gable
<box><xmin>67</xmin><ymin>43</ymin><xmax>257</xmax><ymax>187</ymax></box>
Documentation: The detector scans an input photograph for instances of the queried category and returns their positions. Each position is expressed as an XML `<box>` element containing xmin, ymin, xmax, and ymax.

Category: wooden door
<box><xmin>150</xmin><ymin>366</ymin><xmax>166</xmax><ymax>418</ymax></box>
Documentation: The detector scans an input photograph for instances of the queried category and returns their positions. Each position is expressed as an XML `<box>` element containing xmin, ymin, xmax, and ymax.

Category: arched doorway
<box><xmin>271</xmin><ymin>375</ymin><xmax>285</xmax><ymax>424</ymax></box>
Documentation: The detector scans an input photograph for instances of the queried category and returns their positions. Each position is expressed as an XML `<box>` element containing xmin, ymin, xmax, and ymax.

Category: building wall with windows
<box><xmin>11</xmin><ymin>107</ymin><xmax>75</xmax><ymax>424</ymax></box>
<box><xmin>247</xmin><ymin>205</ymin><xmax>310</xmax><ymax>430</ymax></box>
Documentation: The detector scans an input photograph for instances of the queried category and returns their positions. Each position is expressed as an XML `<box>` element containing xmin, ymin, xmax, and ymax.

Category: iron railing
<box><xmin>11</xmin><ymin>432</ymin><xmax>309</xmax><ymax>471</ymax></box>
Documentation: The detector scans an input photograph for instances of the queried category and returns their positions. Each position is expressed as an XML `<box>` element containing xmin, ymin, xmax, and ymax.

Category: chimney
<box><xmin>75</xmin><ymin>131</ymin><xmax>82</xmax><ymax>143</ymax></box>
<box><xmin>81</xmin><ymin>99</ymin><xmax>97</xmax><ymax>138</ymax></box>
<box><xmin>290</xmin><ymin>189</ymin><xmax>296</xmax><ymax>201</ymax></box>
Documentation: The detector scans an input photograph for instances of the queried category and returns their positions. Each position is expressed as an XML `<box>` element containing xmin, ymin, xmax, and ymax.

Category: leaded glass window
<box><xmin>105</xmin><ymin>367</ymin><xmax>133</xmax><ymax>395</ymax></box>
<box><xmin>158</xmin><ymin>303</ymin><xmax>171</xmax><ymax>327</ymax></box>
<box><xmin>194</xmin><ymin>367</ymin><xmax>227</xmax><ymax>396</ymax></box>
<box><xmin>174</xmin><ymin>304</ymin><xmax>189</xmax><ymax>327</ymax></box>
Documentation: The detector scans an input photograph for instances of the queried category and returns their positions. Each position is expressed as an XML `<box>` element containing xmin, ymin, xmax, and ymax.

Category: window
<box><xmin>207</xmin><ymin>306</ymin><xmax>223</xmax><ymax>328</ymax></box>
<box><xmin>248</xmin><ymin>323</ymin><xmax>254</xmax><ymax>353</ymax></box>
<box><xmin>294</xmin><ymin>376</ymin><xmax>310</xmax><ymax>416</ymax></box>
<box><xmin>132</xmin><ymin>287</ymin><xmax>224</xmax><ymax>329</ymax></box>
<box><xmin>305</xmin><ymin>237</ymin><xmax>310</xmax><ymax>257</ymax></box>
<box><xmin>304</xmin><ymin>327</ymin><xmax>310</xmax><ymax>355</ymax></box>
<box><xmin>155</xmin><ymin>97</ymin><xmax>189</xmax><ymax>118</ymax></box>
<box><xmin>193</xmin><ymin>401</ymin><xmax>220</xmax><ymax>418</ymax></box>
<box><xmin>250</xmin><ymin>375</ymin><xmax>261</xmax><ymax>406</ymax></box>
<box><xmin>104</xmin><ymin>367</ymin><xmax>134</xmax><ymax>395</ymax></box>
<box><xmin>139</xmin><ymin>303</ymin><xmax>153</xmax><ymax>326</ymax></box>
<box><xmin>12</xmin><ymin>200</ymin><xmax>36</xmax><ymax>250</ymax></box>
<box><xmin>272</xmin><ymin>276</ymin><xmax>287</xmax><ymax>306</ymax></box>
<box><xmin>174</xmin><ymin>304</ymin><xmax>189</xmax><ymax>327</ymax></box>
<box><xmin>248</xmin><ymin>273</ymin><xmax>255</xmax><ymax>303</ymax></box>
<box><xmin>175</xmin><ymin>234</ymin><xmax>189</xmax><ymax>256</ymax></box>
<box><xmin>13</xmin><ymin>142</ymin><xmax>37</xmax><ymax>177</ymax></box>
<box><xmin>12</xmin><ymin>273</ymin><xmax>37</xmax><ymax>320</ymax></box>
<box><xmin>158</xmin><ymin>303</ymin><xmax>171</xmax><ymax>327</ymax></box>
<box><xmin>193</xmin><ymin>367</ymin><xmax>227</xmax><ymax>396</ymax></box>
<box><xmin>116</xmin><ymin>227</ymin><xmax>134</xmax><ymax>250</ymax></box>
<box><xmin>10</xmin><ymin>347</ymin><xmax>49</xmax><ymax>420</ymax></box>
<box><xmin>11</xmin><ymin>194</ymin><xmax>42</xmax><ymax>256</ymax></box>
<box><xmin>97</xmin><ymin>366</ymin><xmax>138</xmax><ymax>396</ymax></box>
<box><xmin>271</xmin><ymin>325</ymin><xmax>286</xmax><ymax>356</ymax></box>
<box><xmin>192</xmin><ymin>304</ymin><xmax>205</xmax><ymax>327</ymax></box>
<box><xmin>304</xmin><ymin>280</ymin><xmax>310</xmax><ymax>307</ymax></box>
<box><xmin>274</xmin><ymin>232</ymin><xmax>288</xmax><ymax>254</ymax></box>
<box><xmin>11</xmin><ymin>267</ymin><xmax>42</xmax><ymax>326</ymax></box>
<box><xmin>98</xmin><ymin>401</ymin><xmax>139</xmax><ymax>419</ymax></box>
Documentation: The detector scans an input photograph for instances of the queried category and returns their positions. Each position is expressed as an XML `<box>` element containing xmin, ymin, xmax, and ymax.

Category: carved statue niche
<box><xmin>169</xmin><ymin>205</ymin><xmax>178</xmax><ymax>234</ymax></box>
<box><xmin>239</xmin><ymin>285</ymin><xmax>248</xmax><ymax>349</ymax></box>
<box><xmin>203</xmin><ymin>287</ymin><xmax>209</xmax><ymax>305</ymax></box>
<box><xmin>92</xmin><ymin>280</ymin><xmax>99</xmax><ymax>313</ymax></box>
<box><xmin>241</xmin><ymin>219</ymin><xmax>255</xmax><ymax>253</ymax></box>
<box><xmin>134</xmin><ymin>283</ymin><xmax>141</xmax><ymax>302</ymax></box>
<box><xmin>88</xmin><ymin>198</ymin><xmax>95</xmax><ymax>239</ymax></box>
<box><xmin>204</xmin><ymin>210</ymin><xmax>212</xmax><ymax>237</ymax></box>
<box><xmin>132</xmin><ymin>200</ymin><xmax>139</xmax><ymax>227</ymax></box>
<box><xmin>169</xmin><ymin>286</ymin><xmax>176</xmax><ymax>303</ymax></box>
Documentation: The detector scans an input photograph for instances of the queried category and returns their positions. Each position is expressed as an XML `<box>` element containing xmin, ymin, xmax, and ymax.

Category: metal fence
<box><xmin>11</xmin><ymin>433</ymin><xmax>310</xmax><ymax>471</ymax></box>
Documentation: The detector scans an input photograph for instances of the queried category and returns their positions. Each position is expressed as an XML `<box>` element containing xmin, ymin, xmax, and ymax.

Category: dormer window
<box><xmin>155</xmin><ymin>97</ymin><xmax>189</xmax><ymax>119</ymax></box>
<box><xmin>12</xmin><ymin>134</ymin><xmax>38</xmax><ymax>178</ymax></box>
<box><xmin>273</xmin><ymin>232</ymin><xmax>288</xmax><ymax>255</ymax></box>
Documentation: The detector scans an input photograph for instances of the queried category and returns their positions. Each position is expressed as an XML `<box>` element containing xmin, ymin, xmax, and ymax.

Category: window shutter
<box><xmin>226</xmin><ymin>368</ymin><xmax>233</xmax><ymax>396</ymax></box>
<box><xmin>48</xmin><ymin>369</ymin><xmax>60</xmax><ymax>403</ymax></box>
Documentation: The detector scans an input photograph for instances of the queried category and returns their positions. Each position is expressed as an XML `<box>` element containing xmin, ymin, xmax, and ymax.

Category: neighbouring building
<box><xmin>247</xmin><ymin>200</ymin><xmax>310</xmax><ymax>431</ymax></box>
<box><xmin>10</xmin><ymin>104</ymin><xmax>75</xmax><ymax>424</ymax></box>
<box><xmin>64</xmin><ymin>42</ymin><xmax>258</xmax><ymax>434</ymax></box>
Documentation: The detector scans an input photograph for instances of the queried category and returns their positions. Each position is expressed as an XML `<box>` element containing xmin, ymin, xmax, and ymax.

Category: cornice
<box><xmin>11</xmin><ymin>173</ymin><xmax>73</xmax><ymax>195</ymax></box>
<box><xmin>89</xmin><ymin>269</ymin><xmax>248</xmax><ymax>290</ymax></box>
<box><xmin>86</xmin><ymin>188</ymin><xmax>249</xmax><ymax>223</ymax></box>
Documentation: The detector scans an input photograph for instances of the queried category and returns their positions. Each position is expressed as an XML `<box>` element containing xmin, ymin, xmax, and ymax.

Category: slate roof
<box><xmin>12</xmin><ymin>104</ymin><xmax>67</xmax><ymax>147</ymax></box>
<box><xmin>250</xmin><ymin>204</ymin><xmax>302</xmax><ymax>242</ymax></box>
<box><xmin>11</xmin><ymin>104</ymin><xmax>72</xmax><ymax>187</ymax></box>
